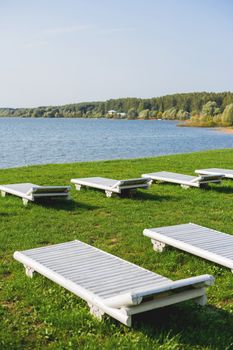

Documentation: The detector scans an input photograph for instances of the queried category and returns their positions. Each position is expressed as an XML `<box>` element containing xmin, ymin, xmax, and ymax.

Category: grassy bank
<box><xmin>179</xmin><ymin>123</ymin><xmax>233</xmax><ymax>134</ymax></box>
<box><xmin>179</xmin><ymin>116</ymin><xmax>233</xmax><ymax>129</ymax></box>
<box><xmin>0</xmin><ymin>149</ymin><xmax>233</xmax><ymax>350</ymax></box>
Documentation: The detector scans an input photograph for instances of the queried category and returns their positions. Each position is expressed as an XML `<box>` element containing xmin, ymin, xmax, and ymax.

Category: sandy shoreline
<box><xmin>216</xmin><ymin>127</ymin><xmax>233</xmax><ymax>134</ymax></box>
<box><xmin>179</xmin><ymin>122</ymin><xmax>233</xmax><ymax>134</ymax></box>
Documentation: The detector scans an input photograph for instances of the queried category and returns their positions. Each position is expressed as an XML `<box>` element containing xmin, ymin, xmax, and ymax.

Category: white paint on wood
<box><xmin>195</xmin><ymin>168</ymin><xmax>233</xmax><ymax>179</ymax></box>
<box><xmin>144</xmin><ymin>223</ymin><xmax>233</xmax><ymax>271</ymax></box>
<box><xmin>142</xmin><ymin>171</ymin><xmax>223</xmax><ymax>188</ymax></box>
<box><xmin>71</xmin><ymin>177</ymin><xmax>151</xmax><ymax>196</ymax></box>
<box><xmin>0</xmin><ymin>183</ymin><xmax>71</xmax><ymax>204</ymax></box>
<box><xmin>13</xmin><ymin>240</ymin><xmax>213</xmax><ymax>326</ymax></box>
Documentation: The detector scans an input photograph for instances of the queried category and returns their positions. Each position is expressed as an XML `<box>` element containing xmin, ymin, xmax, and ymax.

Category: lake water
<box><xmin>0</xmin><ymin>118</ymin><xmax>232</xmax><ymax>168</ymax></box>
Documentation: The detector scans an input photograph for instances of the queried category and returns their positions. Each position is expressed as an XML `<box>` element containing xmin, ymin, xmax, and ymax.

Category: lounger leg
<box><xmin>22</xmin><ymin>198</ymin><xmax>29</xmax><ymax>206</ymax></box>
<box><xmin>181</xmin><ymin>185</ymin><xmax>190</xmax><ymax>189</ymax></box>
<box><xmin>120</xmin><ymin>309</ymin><xmax>132</xmax><ymax>327</ymax></box>
<box><xmin>151</xmin><ymin>239</ymin><xmax>166</xmax><ymax>252</ymax></box>
<box><xmin>66</xmin><ymin>193</ymin><xmax>72</xmax><ymax>200</ymax></box>
<box><xmin>24</xmin><ymin>265</ymin><xmax>34</xmax><ymax>278</ymax></box>
<box><xmin>88</xmin><ymin>303</ymin><xmax>105</xmax><ymax>320</ymax></box>
<box><xmin>194</xmin><ymin>292</ymin><xmax>207</xmax><ymax>306</ymax></box>
<box><xmin>105</xmin><ymin>190</ymin><xmax>117</xmax><ymax>198</ymax></box>
<box><xmin>1</xmin><ymin>191</ymin><xmax>6</xmax><ymax>197</ymax></box>
<box><xmin>75</xmin><ymin>184</ymin><xmax>82</xmax><ymax>191</ymax></box>
<box><xmin>126</xmin><ymin>315</ymin><xmax>132</xmax><ymax>327</ymax></box>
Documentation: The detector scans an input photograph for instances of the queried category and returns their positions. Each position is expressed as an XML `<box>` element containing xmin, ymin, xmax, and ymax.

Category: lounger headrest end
<box><xmin>203</xmin><ymin>274</ymin><xmax>215</xmax><ymax>286</ymax></box>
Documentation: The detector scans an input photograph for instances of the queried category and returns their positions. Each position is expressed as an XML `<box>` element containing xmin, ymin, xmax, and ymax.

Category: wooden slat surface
<box><xmin>0</xmin><ymin>183</ymin><xmax>37</xmax><ymax>195</ymax></box>
<box><xmin>72</xmin><ymin>177</ymin><xmax>119</xmax><ymax>188</ymax></box>
<box><xmin>18</xmin><ymin>240</ymin><xmax>171</xmax><ymax>300</ymax></box>
<box><xmin>72</xmin><ymin>177</ymin><xmax>149</xmax><ymax>189</ymax></box>
<box><xmin>144</xmin><ymin>223</ymin><xmax>233</xmax><ymax>269</ymax></box>
<box><xmin>143</xmin><ymin>172</ymin><xmax>196</xmax><ymax>182</ymax></box>
<box><xmin>196</xmin><ymin>168</ymin><xmax>233</xmax><ymax>179</ymax></box>
<box><xmin>0</xmin><ymin>183</ymin><xmax>70</xmax><ymax>196</ymax></box>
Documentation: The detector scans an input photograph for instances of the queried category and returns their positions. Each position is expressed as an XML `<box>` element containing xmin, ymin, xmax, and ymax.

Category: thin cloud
<box><xmin>23</xmin><ymin>25</ymin><xmax>136</xmax><ymax>49</ymax></box>
<box><xmin>45</xmin><ymin>25</ymin><xmax>92</xmax><ymax>35</ymax></box>
<box><xmin>99</xmin><ymin>27</ymin><xmax>136</xmax><ymax>33</ymax></box>
<box><xmin>44</xmin><ymin>25</ymin><xmax>135</xmax><ymax>36</ymax></box>
<box><xmin>22</xmin><ymin>25</ymin><xmax>91</xmax><ymax>48</ymax></box>
<box><xmin>23</xmin><ymin>40</ymin><xmax>48</xmax><ymax>48</ymax></box>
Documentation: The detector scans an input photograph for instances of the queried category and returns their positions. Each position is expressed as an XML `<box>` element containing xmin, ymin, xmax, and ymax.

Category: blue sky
<box><xmin>1</xmin><ymin>0</ymin><xmax>233</xmax><ymax>107</ymax></box>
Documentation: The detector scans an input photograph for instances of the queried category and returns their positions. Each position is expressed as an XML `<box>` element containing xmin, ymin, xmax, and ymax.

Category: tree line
<box><xmin>1</xmin><ymin>91</ymin><xmax>233</xmax><ymax>126</ymax></box>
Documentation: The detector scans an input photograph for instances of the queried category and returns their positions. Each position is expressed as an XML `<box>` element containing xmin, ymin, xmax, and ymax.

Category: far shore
<box><xmin>1</xmin><ymin>116</ymin><xmax>233</xmax><ymax>135</ymax></box>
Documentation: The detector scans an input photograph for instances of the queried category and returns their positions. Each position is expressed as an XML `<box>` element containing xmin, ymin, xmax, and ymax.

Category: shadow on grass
<box><xmin>76</xmin><ymin>188</ymin><xmax>174</xmax><ymax>202</ymax></box>
<box><xmin>0</xmin><ymin>212</ymin><xmax>17</xmax><ymax>216</ymax></box>
<box><xmin>210</xmin><ymin>185</ymin><xmax>233</xmax><ymax>194</ymax></box>
<box><xmin>135</xmin><ymin>191</ymin><xmax>175</xmax><ymax>202</ymax></box>
<box><xmin>152</xmin><ymin>182</ymin><xmax>233</xmax><ymax>195</ymax></box>
<box><xmin>133</xmin><ymin>303</ymin><xmax>233</xmax><ymax>349</ymax></box>
<box><xmin>36</xmin><ymin>199</ymin><xmax>100</xmax><ymax>212</ymax></box>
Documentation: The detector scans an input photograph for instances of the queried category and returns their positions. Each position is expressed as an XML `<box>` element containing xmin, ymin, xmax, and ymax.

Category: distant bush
<box><xmin>162</xmin><ymin>107</ymin><xmax>177</xmax><ymax>120</ymax></box>
<box><xmin>149</xmin><ymin>110</ymin><xmax>158</xmax><ymax>119</ymax></box>
<box><xmin>127</xmin><ymin>108</ymin><xmax>138</xmax><ymax>119</ymax></box>
<box><xmin>138</xmin><ymin>109</ymin><xmax>150</xmax><ymax>119</ymax></box>
<box><xmin>176</xmin><ymin>109</ymin><xmax>190</xmax><ymax>120</ymax></box>
<box><xmin>202</xmin><ymin>101</ymin><xmax>220</xmax><ymax>116</ymax></box>
<box><xmin>212</xmin><ymin>114</ymin><xmax>222</xmax><ymax>125</ymax></box>
<box><xmin>222</xmin><ymin>104</ymin><xmax>233</xmax><ymax>126</ymax></box>
<box><xmin>185</xmin><ymin>115</ymin><xmax>216</xmax><ymax>127</ymax></box>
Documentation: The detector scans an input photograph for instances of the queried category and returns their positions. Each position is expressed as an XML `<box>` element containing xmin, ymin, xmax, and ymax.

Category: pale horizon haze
<box><xmin>0</xmin><ymin>0</ymin><xmax>233</xmax><ymax>108</ymax></box>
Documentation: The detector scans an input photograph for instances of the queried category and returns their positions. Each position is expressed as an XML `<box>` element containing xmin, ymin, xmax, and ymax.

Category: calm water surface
<box><xmin>0</xmin><ymin>118</ymin><xmax>232</xmax><ymax>168</ymax></box>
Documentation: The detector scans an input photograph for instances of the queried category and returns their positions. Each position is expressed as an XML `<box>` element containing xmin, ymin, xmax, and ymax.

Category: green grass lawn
<box><xmin>0</xmin><ymin>149</ymin><xmax>233</xmax><ymax>350</ymax></box>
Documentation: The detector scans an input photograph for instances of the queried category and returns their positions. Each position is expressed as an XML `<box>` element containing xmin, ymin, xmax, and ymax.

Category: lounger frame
<box><xmin>14</xmin><ymin>240</ymin><xmax>214</xmax><ymax>326</ymax></box>
<box><xmin>142</xmin><ymin>171</ymin><xmax>223</xmax><ymax>189</ymax></box>
<box><xmin>195</xmin><ymin>168</ymin><xmax>233</xmax><ymax>179</ymax></box>
<box><xmin>71</xmin><ymin>177</ymin><xmax>151</xmax><ymax>197</ymax></box>
<box><xmin>0</xmin><ymin>183</ymin><xmax>71</xmax><ymax>205</ymax></box>
<box><xmin>144</xmin><ymin>223</ymin><xmax>233</xmax><ymax>273</ymax></box>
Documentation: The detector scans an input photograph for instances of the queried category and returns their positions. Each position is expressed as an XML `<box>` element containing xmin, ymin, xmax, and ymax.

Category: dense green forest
<box><xmin>1</xmin><ymin>91</ymin><xmax>233</xmax><ymax>126</ymax></box>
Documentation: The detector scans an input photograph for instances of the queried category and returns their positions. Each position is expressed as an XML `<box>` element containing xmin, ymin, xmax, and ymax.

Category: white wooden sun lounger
<box><xmin>195</xmin><ymin>168</ymin><xmax>233</xmax><ymax>179</ymax></box>
<box><xmin>142</xmin><ymin>171</ymin><xmax>223</xmax><ymax>189</ymax></box>
<box><xmin>0</xmin><ymin>183</ymin><xmax>71</xmax><ymax>205</ymax></box>
<box><xmin>13</xmin><ymin>240</ymin><xmax>214</xmax><ymax>326</ymax></box>
<box><xmin>144</xmin><ymin>223</ymin><xmax>233</xmax><ymax>273</ymax></box>
<box><xmin>71</xmin><ymin>177</ymin><xmax>151</xmax><ymax>197</ymax></box>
